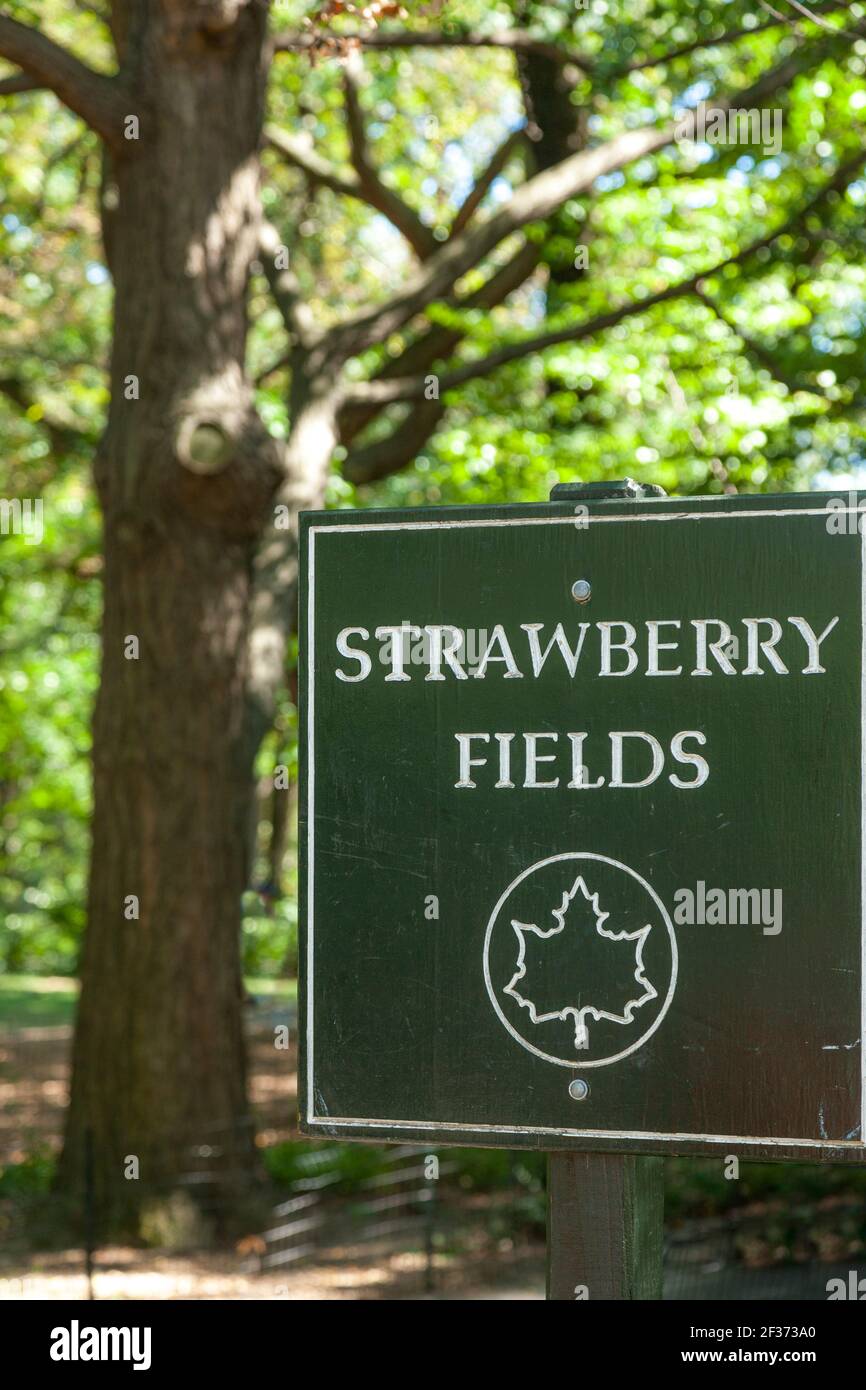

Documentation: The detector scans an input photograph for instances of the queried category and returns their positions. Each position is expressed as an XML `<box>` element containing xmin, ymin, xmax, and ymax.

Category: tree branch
<box><xmin>258</xmin><ymin>221</ymin><xmax>316</xmax><ymax>349</ymax></box>
<box><xmin>0</xmin><ymin>70</ymin><xmax>43</xmax><ymax>96</ymax></box>
<box><xmin>272</xmin><ymin>4</ymin><xmax>852</xmax><ymax>79</ymax></box>
<box><xmin>342</xmin><ymin>398</ymin><xmax>446</xmax><ymax>483</ymax></box>
<box><xmin>264</xmin><ymin>123</ymin><xmax>361</xmax><ymax>200</ymax></box>
<box><xmin>344</xmin><ymin>282</ymin><xmax>701</xmax><ymax>404</ymax></box>
<box><xmin>266</xmin><ymin>108</ymin><xmax>436</xmax><ymax>259</ymax></box>
<box><xmin>624</xmin><ymin>18</ymin><xmax>783</xmax><ymax>72</ymax></box>
<box><xmin>341</xmin><ymin>56</ymin><xmax>437</xmax><ymax>259</ymax></box>
<box><xmin>272</xmin><ymin>27</ymin><xmax>594</xmax><ymax>73</ymax></box>
<box><xmin>338</xmin><ymin>238</ymin><xmax>540</xmax><ymax>445</ymax></box>
<box><xmin>322</xmin><ymin>40</ymin><xmax>834</xmax><ymax>361</ymax></box>
<box><xmin>449</xmin><ymin>126</ymin><xmax>528</xmax><ymax>239</ymax></box>
<box><xmin>0</xmin><ymin>374</ymin><xmax>92</xmax><ymax>455</ymax></box>
<box><xmin>257</xmin><ymin>205</ymin><xmax>539</xmax><ymax>394</ymax></box>
<box><xmin>329</xmin><ymin>126</ymin><xmax>672</xmax><ymax>357</ymax></box>
<box><xmin>343</xmin><ymin>151</ymin><xmax>866</xmax><ymax>406</ymax></box>
<box><xmin>0</xmin><ymin>16</ymin><xmax>126</xmax><ymax>145</ymax></box>
<box><xmin>783</xmin><ymin>0</ymin><xmax>864</xmax><ymax>38</ymax></box>
<box><xmin>693</xmin><ymin>289</ymin><xmax>814</xmax><ymax>394</ymax></box>
<box><xmin>623</xmin><ymin>0</ymin><xmax>852</xmax><ymax>72</ymax></box>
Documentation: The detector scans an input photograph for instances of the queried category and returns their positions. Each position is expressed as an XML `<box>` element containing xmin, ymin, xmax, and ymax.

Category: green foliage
<box><xmin>264</xmin><ymin>1139</ymin><xmax>392</xmax><ymax>1188</ymax></box>
<box><xmin>241</xmin><ymin>894</ymin><xmax>298</xmax><ymax>976</ymax></box>
<box><xmin>0</xmin><ymin>974</ymin><xmax>291</xmax><ymax>1029</ymax></box>
<box><xmin>0</xmin><ymin>1146</ymin><xmax>54</xmax><ymax>1198</ymax></box>
<box><xmin>2</xmin><ymin>0</ymin><xmax>866</xmax><ymax>980</ymax></box>
<box><xmin>0</xmin><ymin>480</ymin><xmax>99</xmax><ymax>973</ymax></box>
<box><xmin>0</xmin><ymin>973</ymin><xmax>78</xmax><ymax>1027</ymax></box>
<box><xmin>666</xmin><ymin>1156</ymin><xmax>866</xmax><ymax>1219</ymax></box>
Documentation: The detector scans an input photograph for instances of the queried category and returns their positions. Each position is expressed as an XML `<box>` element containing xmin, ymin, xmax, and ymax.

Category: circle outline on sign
<box><xmin>483</xmin><ymin>851</ymin><xmax>678</xmax><ymax>1069</ymax></box>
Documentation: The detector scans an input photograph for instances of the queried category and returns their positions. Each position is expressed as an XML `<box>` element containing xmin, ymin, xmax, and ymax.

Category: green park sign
<box><xmin>299</xmin><ymin>490</ymin><xmax>865</xmax><ymax>1161</ymax></box>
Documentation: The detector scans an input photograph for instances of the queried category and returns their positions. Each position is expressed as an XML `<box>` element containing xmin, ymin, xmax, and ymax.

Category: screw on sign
<box><xmin>299</xmin><ymin>480</ymin><xmax>864</xmax><ymax>1300</ymax></box>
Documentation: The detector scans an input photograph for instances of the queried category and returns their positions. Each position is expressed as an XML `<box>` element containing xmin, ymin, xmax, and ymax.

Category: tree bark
<box><xmin>59</xmin><ymin>1</ymin><xmax>281</xmax><ymax>1231</ymax></box>
<box><xmin>516</xmin><ymin>18</ymin><xmax>589</xmax><ymax>316</ymax></box>
<box><xmin>244</xmin><ymin>358</ymin><xmax>340</xmax><ymax>766</ymax></box>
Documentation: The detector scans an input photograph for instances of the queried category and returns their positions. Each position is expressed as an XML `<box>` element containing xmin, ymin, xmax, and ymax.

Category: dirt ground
<box><xmin>6</xmin><ymin>1017</ymin><xmax>862</xmax><ymax>1301</ymax></box>
<box><xmin>0</xmin><ymin>1013</ymin><xmax>299</xmax><ymax>1169</ymax></box>
<box><xmin>0</xmin><ymin>1242</ymin><xmax>545</xmax><ymax>1301</ymax></box>
<box><xmin>0</xmin><ymin>1026</ymin><xmax>71</xmax><ymax>1168</ymax></box>
<box><xmin>0</xmin><ymin>1013</ymin><xmax>545</xmax><ymax>1299</ymax></box>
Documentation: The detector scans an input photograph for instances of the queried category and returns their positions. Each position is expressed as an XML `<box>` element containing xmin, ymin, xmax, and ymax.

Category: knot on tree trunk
<box><xmin>171</xmin><ymin>379</ymin><xmax>284</xmax><ymax>536</ymax></box>
<box><xmin>177</xmin><ymin>416</ymin><xmax>236</xmax><ymax>476</ymax></box>
<box><xmin>163</xmin><ymin>0</ymin><xmax>249</xmax><ymax>38</ymax></box>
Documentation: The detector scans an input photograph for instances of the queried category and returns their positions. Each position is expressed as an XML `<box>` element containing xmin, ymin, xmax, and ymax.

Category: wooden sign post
<box><xmin>299</xmin><ymin>483</ymin><xmax>864</xmax><ymax>1299</ymax></box>
<box><xmin>547</xmin><ymin>1151</ymin><xmax>664</xmax><ymax>1300</ymax></box>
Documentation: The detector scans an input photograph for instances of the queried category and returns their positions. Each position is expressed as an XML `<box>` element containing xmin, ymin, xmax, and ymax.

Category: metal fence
<box><xmin>3</xmin><ymin>1023</ymin><xmax>866</xmax><ymax>1299</ymax></box>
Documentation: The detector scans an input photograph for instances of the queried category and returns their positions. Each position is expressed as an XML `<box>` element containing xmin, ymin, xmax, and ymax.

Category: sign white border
<box><xmin>305</xmin><ymin>505</ymin><xmax>866</xmax><ymax>1151</ymax></box>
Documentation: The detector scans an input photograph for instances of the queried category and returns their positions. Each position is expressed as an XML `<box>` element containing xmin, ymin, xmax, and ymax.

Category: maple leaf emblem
<box><xmin>504</xmin><ymin>875</ymin><xmax>657</xmax><ymax>1051</ymax></box>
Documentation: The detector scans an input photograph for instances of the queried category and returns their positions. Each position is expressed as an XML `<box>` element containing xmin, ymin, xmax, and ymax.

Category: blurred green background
<box><xmin>2</xmin><ymin>0</ymin><xmax>866</xmax><ymax>1282</ymax></box>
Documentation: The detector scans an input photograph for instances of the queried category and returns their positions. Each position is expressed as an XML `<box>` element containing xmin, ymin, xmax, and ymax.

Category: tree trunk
<box><xmin>59</xmin><ymin>2</ymin><xmax>281</xmax><ymax>1232</ymax></box>
<box><xmin>516</xmin><ymin>19</ymin><xmax>591</xmax><ymax>411</ymax></box>
<box><xmin>244</xmin><ymin>361</ymin><xmax>340</xmax><ymax>760</ymax></box>
<box><xmin>517</xmin><ymin>38</ymin><xmax>589</xmax><ymax>315</ymax></box>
